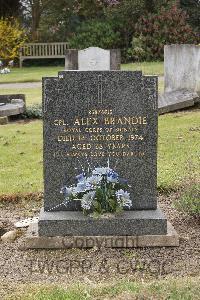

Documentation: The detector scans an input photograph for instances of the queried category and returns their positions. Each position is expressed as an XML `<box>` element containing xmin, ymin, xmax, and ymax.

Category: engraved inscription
<box><xmin>53</xmin><ymin>108</ymin><xmax>147</xmax><ymax>158</ymax></box>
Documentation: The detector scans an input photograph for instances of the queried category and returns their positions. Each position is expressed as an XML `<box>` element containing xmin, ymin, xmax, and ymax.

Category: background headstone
<box><xmin>0</xmin><ymin>94</ymin><xmax>26</xmax><ymax>117</ymax></box>
<box><xmin>0</xmin><ymin>94</ymin><xmax>25</xmax><ymax>105</ymax></box>
<box><xmin>65</xmin><ymin>47</ymin><xmax>121</xmax><ymax>70</ymax></box>
<box><xmin>157</xmin><ymin>44</ymin><xmax>200</xmax><ymax>114</ymax></box>
<box><xmin>78</xmin><ymin>47</ymin><xmax>110</xmax><ymax>70</ymax></box>
<box><xmin>164</xmin><ymin>44</ymin><xmax>200</xmax><ymax>93</ymax></box>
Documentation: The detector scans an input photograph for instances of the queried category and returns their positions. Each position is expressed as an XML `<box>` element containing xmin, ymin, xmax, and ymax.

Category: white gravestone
<box><xmin>65</xmin><ymin>47</ymin><xmax>120</xmax><ymax>70</ymax></box>
<box><xmin>164</xmin><ymin>44</ymin><xmax>200</xmax><ymax>93</ymax></box>
<box><xmin>78</xmin><ymin>47</ymin><xmax>110</xmax><ymax>70</ymax></box>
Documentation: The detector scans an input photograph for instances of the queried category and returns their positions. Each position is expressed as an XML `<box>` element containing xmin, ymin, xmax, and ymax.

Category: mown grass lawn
<box><xmin>0</xmin><ymin>87</ymin><xmax>41</xmax><ymax>106</ymax></box>
<box><xmin>0</xmin><ymin>78</ymin><xmax>164</xmax><ymax>107</ymax></box>
<box><xmin>7</xmin><ymin>276</ymin><xmax>200</xmax><ymax>300</ymax></box>
<box><xmin>0</xmin><ymin>66</ymin><xmax>63</xmax><ymax>83</ymax></box>
<box><xmin>0</xmin><ymin>61</ymin><xmax>163</xmax><ymax>84</ymax></box>
<box><xmin>0</xmin><ymin>120</ymin><xmax>43</xmax><ymax>194</ymax></box>
<box><xmin>0</xmin><ymin>110</ymin><xmax>199</xmax><ymax>195</ymax></box>
<box><xmin>122</xmin><ymin>61</ymin><xmax>164</xmax><ymax>75</ymax></box>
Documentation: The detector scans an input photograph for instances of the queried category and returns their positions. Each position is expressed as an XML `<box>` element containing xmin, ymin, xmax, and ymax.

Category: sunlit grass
<box><xmin>0</xmin><ymin>88</ymin><xmax>41</xmax><ymax>106</ymax></box>
<box><xmin>0</xmin><ymin>62</ymin><xmax>164</xmax><ymax>84</ymax></box>
<box><xmin>0</xmin><ymin>121</ymin><xmax>43</xmax><ymax>194</ymax></box>
<box><xmin>0</xmin><ymin>66</ymin><xmax>64</xmax><ymax>83</ymax></box>
<box><xmin>122</xmin><ymin>61</ymin><xmax>164</xmax><ymax>76</ymax></box>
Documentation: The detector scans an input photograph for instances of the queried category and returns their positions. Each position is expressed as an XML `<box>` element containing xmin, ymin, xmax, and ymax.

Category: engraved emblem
<box><xmin>89</xmin><ymin>59</ymin><xmax>97</xmax><ymax>67</ymax></box>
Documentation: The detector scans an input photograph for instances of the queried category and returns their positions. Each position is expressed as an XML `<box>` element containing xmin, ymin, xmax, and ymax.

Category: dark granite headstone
<box><xmin>39</xmin><ymin>70</ymin><xmax>167</xmax><ymax>236</ymax></box>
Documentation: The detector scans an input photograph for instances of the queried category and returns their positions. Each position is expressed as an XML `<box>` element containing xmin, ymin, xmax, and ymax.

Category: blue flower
<box><xmin>107</xmin><ymin>171</ymin><xmax>119</xmax><ymax>183</ymax></box>
<box><xmin>76</xmin><ymin>173</ymin><xmax>85</xmax><ymax>182</ymax></box>
<box><xmin>76</xmin><ymin>182</ymin><xmax>87</xmax><ymax>192</ymax></box>
<box><xmin>86</xmin><ymin>175</ymin><xmax>102</xmax><ymax>186</ymax></box>
<box><xmin>60</xmin><ymin>186</ymin><xmax>73</xmax><ymax>197</ymax></box>
<box><xmin>74</xmin><ymin>181</ymin><xmax>93</xmax><ymax>193</ymax></box>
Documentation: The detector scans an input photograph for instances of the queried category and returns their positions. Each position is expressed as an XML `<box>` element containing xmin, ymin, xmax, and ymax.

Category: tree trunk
<box><xmin>31</xmin><ymin>0</ymin><xmax>41</xmax><ymax>41</ymax></box>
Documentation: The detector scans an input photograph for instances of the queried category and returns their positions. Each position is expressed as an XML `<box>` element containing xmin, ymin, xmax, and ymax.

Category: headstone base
<box><xmin>38</xmin><ymin>207</ymin><xmax>167</xmax><ymax>237</ymax></box>
<box><xmin>158</xmin><ymin>89</ymin><xmax>199</xmax><ymax>115</ymax></box>
<box><xmin>20</xmin><ymin>221</ymin><xmax>179</xmax><ymax>249</ymax></box>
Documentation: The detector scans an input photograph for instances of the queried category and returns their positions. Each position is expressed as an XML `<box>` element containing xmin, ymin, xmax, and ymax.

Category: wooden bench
<box><xmin>19</xmin><ymin>42</ymin><xmax>68</xmax><ymax>67</ymax></box>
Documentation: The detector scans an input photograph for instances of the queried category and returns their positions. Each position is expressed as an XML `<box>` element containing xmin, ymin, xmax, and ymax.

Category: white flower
<box><xmin>86</xmin><ymin>175</ymin><xmax>101</xmax><ymax>186</ymax></box>
<box><xmin>92</xmin><ymin>167</ymin><xmax>112</xmax><ymax>176</ymax></box>
<box><xmin>1</xmin><ymin>68</ymin><xmax>10</xmax><ymax>74</ymax></box>
<box><xmin>81</xmin><ymin>191</ymin><xmax>95</xmax><ymax>210</ymax></box>
<box><xmin>116</xmin><ymin>189</ymin><xmax>132</xmax><ymax>209</ymax></box>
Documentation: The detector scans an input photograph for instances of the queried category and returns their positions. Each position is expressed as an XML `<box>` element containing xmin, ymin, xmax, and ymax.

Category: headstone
<box><xmin>164</xmin><ymin>44</ymin><xmax>200</xmax><ymax>93</ymax></box>
<box><xmin>78</xmin><ymin>47</ymin><xmax>110</xmax><ymax>70</ymax></box>
<box><xmin>0</xmin><ymin>99</ymin><xmax>25</xmax><ymax>117</ymax></box>
<box><xmin>65</xmin><ymin>47</ymin><xmax>121</xmax><ymax>70</ymax></box>
<box><xmin>0</xmin><ymin>94</ymin><xmax>26</xmax><ymax>117</ymax></box>
<box><xmin>39</xmin><ymin>70</ymin><xmax>168</xmax><ymax>237</ymax></box>
<box><xmin>0</xmin><ymin>94</ymin><xmax>25</xmax><ymax>105</ymax></box>
<box><xmin>157</xmin><ymin>44</ymin><xmax>200</xmax><ymax>114</ymax></box>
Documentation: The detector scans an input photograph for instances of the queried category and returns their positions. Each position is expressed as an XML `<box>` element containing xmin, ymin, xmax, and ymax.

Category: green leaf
<box><xmin>108</xmin><ymin>198</ymin><xmax>116</xmax><ymax>211</ymax></box>
<box><xmin>93</xmin><ymin>200</ymin><xmax>102</xmax><ymax>214</ymax></box>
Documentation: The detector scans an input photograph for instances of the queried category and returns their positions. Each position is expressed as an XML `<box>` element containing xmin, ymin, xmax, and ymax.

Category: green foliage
<box><xmin>37</xmin><ymin>0</ymin><xmax>77</xmax><ymax>42</ymax></box>
<box><xmin>127</xmin><ymin>36</ymin><xmax>146</xmax><ymax>62</ymax></box>
<box><xmin>180</xmin><ymin>0</ymin><xmax>200</xmax><ymax>31</ymax></box>
<box><xmin>175</xmin><ymin>184</ymin><xmax>200</xmax><ymax>216</ymax></box>
<box><xmin>22</xmin><ymin>104</ymin><xmax>42</xmax><ymax>119</ymax></box>
<box><xmin>132</xmin><ymin>5</ymin><xmax>198</xmax><ymax>61</ymax></box>
<box><xmin>68</xmin><ymin>20</ymin><xmax>120</xmax><ymax>49</ymax></box>
<box><xmin>105</xmin><ymin>0</ymin><xmax>146</xmax><ymax>49</ymax></box>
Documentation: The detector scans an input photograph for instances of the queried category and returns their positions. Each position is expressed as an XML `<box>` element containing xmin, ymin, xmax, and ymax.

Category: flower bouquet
<box><xmin>60</xmin><ymin>164</ymin><xmax>132</xmax><ymax>216</ymax></box>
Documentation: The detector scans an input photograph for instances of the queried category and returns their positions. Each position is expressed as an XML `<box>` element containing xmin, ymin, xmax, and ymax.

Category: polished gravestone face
<box><xmin>42</xmin><ymin>71</ymin><xmax>158</xmax><ymax>212</ymax></box>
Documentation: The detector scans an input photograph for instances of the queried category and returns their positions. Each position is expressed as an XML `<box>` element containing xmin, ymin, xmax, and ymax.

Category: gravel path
<box><xmin>0</xmin><ymin>82</ymin><xmax>41</xmax><ymax>89</ymax></box>
<box><xmin>0</xmin><ymin>193</ymin><xmax>199</xmax><ymax>298</ymax></box>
